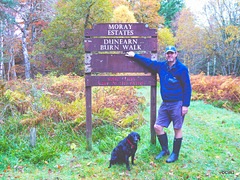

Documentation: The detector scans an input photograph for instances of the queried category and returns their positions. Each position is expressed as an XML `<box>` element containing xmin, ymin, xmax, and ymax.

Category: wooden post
<box><xmin>85</xmin><ymin>51</ymin><xmax>92</xmax><ymax>151</ymax></box>
<box><xmin>85</xmin><ymin>82</ymin><xmax>92</xmax><ymax>150</ymax></box>
<box><xmin>150</xmin><ymin>74</ymin><xmax>157</xmax><ymax>144</ymax></box>
<box><xmin>30</xmin><ymin>127</ymin><xmax>37</xmax><ymax>148</ymax></box>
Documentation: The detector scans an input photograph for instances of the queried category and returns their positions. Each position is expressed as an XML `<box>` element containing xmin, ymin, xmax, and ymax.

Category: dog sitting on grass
<box><xmin>108</xmin><ymin>132</ymin><xmax>140</xmax><ymax>171</ymax></box>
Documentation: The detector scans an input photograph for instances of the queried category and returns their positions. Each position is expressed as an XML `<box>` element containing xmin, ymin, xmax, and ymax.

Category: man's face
<box><xmin>165</xmin><ymin>51</ymin><xmax>177</xmax><ymax>62</ymax></box>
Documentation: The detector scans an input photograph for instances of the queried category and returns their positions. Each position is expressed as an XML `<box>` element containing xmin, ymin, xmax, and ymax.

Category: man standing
<box><xmin>125</xmin><ymin>46</ymin><xmax>191</xmax><ymax>163</ymax></box>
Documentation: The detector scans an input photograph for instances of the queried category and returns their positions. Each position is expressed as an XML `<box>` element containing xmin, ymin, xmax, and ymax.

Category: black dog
<box><xmin>108</xmin><ymin>132</ymin><xmax>140</xmax><ymax>171</ymax></box>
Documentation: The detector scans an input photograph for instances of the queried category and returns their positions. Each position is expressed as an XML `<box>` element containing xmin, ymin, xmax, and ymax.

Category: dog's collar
<box><xmin>127</xmin><ymin>139</ymin><xmax>134</xmax><ymax>148</ymax></box>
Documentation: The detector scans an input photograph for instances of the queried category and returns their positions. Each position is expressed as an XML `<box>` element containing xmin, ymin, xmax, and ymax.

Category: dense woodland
<box><xmin>0</xmin><ymin>0</ymin><xmax>239</xmax><ymax>79</ymax></box>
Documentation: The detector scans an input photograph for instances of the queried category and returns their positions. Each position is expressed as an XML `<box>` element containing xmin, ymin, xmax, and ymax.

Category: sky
<box><xmin>184</xmin><ymin>0</ymin><xmax>209</xmax><ymax>25</ymax></box>
<box><xmin>184</xmin><ymin>0</ymin><xmax>208</xmax><ymax>13</ymax></box>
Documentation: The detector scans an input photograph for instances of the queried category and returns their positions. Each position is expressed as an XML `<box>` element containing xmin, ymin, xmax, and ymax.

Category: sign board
<box><xmin>84</xmin><ymin>23</ymin><xmax>157</xmax><ymax>150</ymax></box>
<box><xmin>85</xmin><ymin>75</ymin><xmax>156</xmax><ymax>86</ymax></box>
<box><xmin>85</xmin><ymin>38</ymin><xmax>157</xmax><ymax>51</ymax></box>
<box><xmin>84</xmin><ymin>23</ymin><xmax>156</xmax><ymax>36</ymax></box>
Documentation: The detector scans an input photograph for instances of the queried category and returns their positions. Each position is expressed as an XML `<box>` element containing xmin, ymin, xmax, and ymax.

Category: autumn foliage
<box><xmin>112</xmin><ymin>5</ymin><xmax>137</xmax><ymax>23</ymax></box>
<box><xmin>1</xmin><ymin>74</ymin><xmax>146</xmax><ymax>129</ymax></box>
<box><xmin>1</xmin><ymin>73</ymin><xmax>239</xmax><ymax>130</ymax></box>
<box><xmin>190</xmin><ymin>73</ymin><xmax>240</xmax><ymax>112</ymax></box>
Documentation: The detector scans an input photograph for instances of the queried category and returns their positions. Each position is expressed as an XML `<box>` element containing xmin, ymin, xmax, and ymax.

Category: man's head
<box><xmin>165</xmin><ymin>46</ymin><xmax>176</xmax><ymax>53</ymax></box>
<box><xmin>165</xmin><ymin>46</ymin><xmax>177</xmax><ymax>62</ymax></box>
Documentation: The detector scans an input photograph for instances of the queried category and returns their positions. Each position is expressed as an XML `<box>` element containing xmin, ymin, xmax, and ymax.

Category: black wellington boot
<box><xmin>155</xmin><ymin>133</ymin><xmax>170</xmax><ymax>160</ymax></box>
<box><xmin>166</xmin><ymin>137</ymin><xmax>182</xmax><ymax>163</ymax></box>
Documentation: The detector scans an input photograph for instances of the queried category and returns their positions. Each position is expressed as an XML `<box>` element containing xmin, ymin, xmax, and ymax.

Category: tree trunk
<box><xmin>8</xmin><ymin>48</ymin><xmax>16</xmax><ymax>80</ymax></box>
<box><xmin>233</xmin><ymin>43</ymin><xmax>239</xmax><ymax>75</ymax></box>
<box><xmin>207</xmin><ymin>61</ymin><xmax>210</xmax><ymax>76</ymax></box>
<box><xmin>22</xmin><ymin>28</ymin><xmax>30</xmax><ymax>79</ymax></box>
<box><xmin>0</xmin><ymin>21</ymin><xmax>4</xmax><ymax>79</ymax></box>
<box><xmin>213</xmin><ymin>56</ymin><xmax>216</xmax><ymax>75</ymax></box>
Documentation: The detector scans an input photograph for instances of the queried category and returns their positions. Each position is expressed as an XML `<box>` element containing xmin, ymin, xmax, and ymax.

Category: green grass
<box><xmin>0</xmin><ymin>86</ymin><xmax>239</xmax><ymax>179</ymax></box>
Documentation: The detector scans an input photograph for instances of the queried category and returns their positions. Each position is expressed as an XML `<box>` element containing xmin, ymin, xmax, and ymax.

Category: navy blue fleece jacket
<box><xmin>134</xmin><ymin>54</ymin><xmax>191</xmax><ymax>107</ymax></box>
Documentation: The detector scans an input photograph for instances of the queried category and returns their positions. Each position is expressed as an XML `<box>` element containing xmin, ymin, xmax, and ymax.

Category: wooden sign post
<box><xmin>84</xmin><ymin>23</ymin><xmax>157</xmax><ymax>150</ymax></box>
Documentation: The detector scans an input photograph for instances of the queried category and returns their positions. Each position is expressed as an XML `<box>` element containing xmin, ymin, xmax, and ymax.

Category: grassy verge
<box><xmin>0</xmin><ymin>86</ymin><xmax>239</xmax><ymax>179</ymax></box>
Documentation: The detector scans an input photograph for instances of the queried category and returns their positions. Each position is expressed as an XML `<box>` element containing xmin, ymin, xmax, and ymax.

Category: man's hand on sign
<box><xmin>125</xmin><ymin>51</ymin><xmax>135</xmax><ymax>57</ymax></box>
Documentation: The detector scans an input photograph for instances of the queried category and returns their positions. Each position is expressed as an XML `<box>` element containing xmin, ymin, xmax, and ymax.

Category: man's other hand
<box><xmin>182</xmin><ymin>106</ymin><xmax>188</xmax><ymax>116</ymax></box>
